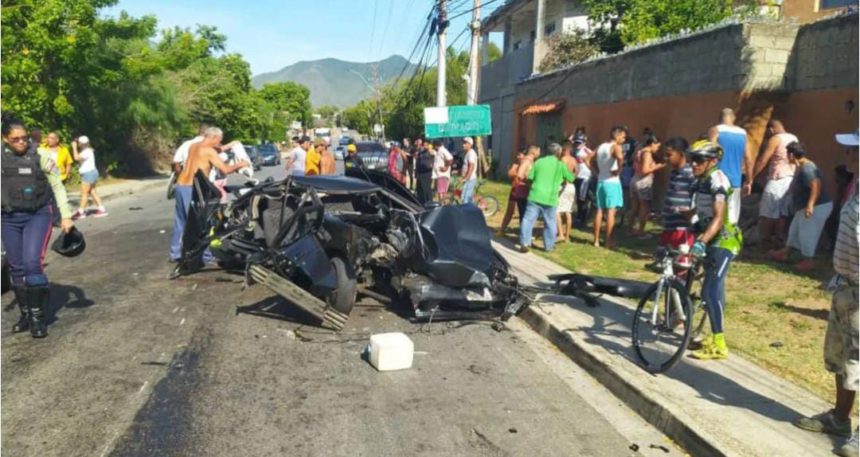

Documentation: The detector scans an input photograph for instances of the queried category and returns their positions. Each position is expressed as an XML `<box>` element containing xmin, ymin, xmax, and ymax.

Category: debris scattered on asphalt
<box><xmin>629</xmin><ymin>443</ymin><xmax>639</xmax><ymax>452</ymax></box>
<box><xmin>159</xmin><ymin>230</ymin><xmax>166</xmax><ymax>234</ymax></box>
<box><xmin>508</xmin><ymin>427</ymin><xmax>517</xmax><ymax>434</ymax></box>
<box><xmin>491</xmin><ymin>321</ymin><xmax>506</xmax><ymax>332</ymax></box>
<box><xmin>276</xmin><ymin>328</ymin><xmax>296</xmax><ymax>340</ymax></box>
<box><xmin>649</xmin><ymin>444</ymin><xmax>670</xmax><ymax>453</ymax></box>
<box><xmin>770</xmin><ymin>341</ymin><xmax>784</xmax><ymax>348</ymax></box>
<box><xmin>366</xmin><ymin>332</ymin><xmax>414</xmax><ymax>371</ymax></box>
<box><xmin>191</xmin><ymin>283</ymin><xmax>198</xmax><ymax>291</ymax></box>
<box><xmin>129</xmin><ymin>206</ymin><xmax>143</xmax><ymax>211</ymax></box>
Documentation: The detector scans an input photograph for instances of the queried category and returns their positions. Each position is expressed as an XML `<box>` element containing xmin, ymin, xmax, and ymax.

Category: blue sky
<box><xmin>103</xmin><ymin>0</ymin><xmax>491</xmax><ymax>76</ymax></box>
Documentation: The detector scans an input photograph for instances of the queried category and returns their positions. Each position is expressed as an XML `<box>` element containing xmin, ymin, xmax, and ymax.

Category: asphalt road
<box><xmin>1</xmin><ymin>164</ymin><xmax>681</xmax><ymax>457</ymax></box>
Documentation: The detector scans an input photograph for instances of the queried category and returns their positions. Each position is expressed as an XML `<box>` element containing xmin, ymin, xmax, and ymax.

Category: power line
<box><xmin>377</xmin><ymin>0</ymin><xmax>395</xmax><ymax>59</ymax></box>
<box><xmin>448</xmin><ymin>0</ymin><xmax>502</xmax><ymax>21</ymax></box>
<box><xmin>368</xmin><ymin>0</ymin><xmax>379</xmax><ymax>61</ymax></box>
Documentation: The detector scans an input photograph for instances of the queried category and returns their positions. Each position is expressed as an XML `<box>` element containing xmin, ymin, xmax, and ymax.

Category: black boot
<box><xmin>26</xmin><ymin>285</ymin><xmax>49</xmax><ymax>338</ymax></box>
<box><xmin>11</xmin><ymin>286</ymin><xmax>29</xmax><ymax>333</ymax></box>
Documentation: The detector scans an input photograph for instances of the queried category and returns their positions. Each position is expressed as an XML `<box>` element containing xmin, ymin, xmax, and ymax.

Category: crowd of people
<box><xmin>493</xmin><ymin>107</ymin><xmax>858</xmax><ymax>455</ymax></box>
<box><xmin>2</xmin><ymin>108</ymin><xmax>856</xmax><ymax>455</ymax></box>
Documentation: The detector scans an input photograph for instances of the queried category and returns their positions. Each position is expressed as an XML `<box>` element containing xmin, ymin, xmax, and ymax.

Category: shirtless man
<box><xmin>516</xmin><ymin>145</ymin><xmax>540</xmax><ymax>241</ymax></box>
<box><xmin>556</xmin><ymin>140</ymin><xmax>579</xmax><ymax>243</ymax></box>
<box><xmin>169</xmin><ymin>127</ymin><xmax>248</xmax><ymax>262</ymax></box>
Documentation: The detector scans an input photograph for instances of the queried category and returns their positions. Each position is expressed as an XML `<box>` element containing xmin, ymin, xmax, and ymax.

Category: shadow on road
<box><xmin>3</xmin><ymin>282</ymin><xmax>94</xmax><ymax>325</ymax></box>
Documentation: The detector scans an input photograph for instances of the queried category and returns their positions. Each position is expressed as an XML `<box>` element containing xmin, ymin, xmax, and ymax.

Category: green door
<box><xmin>536</xmin><ymin>112</ymin><xmax>563</xmax><ymax>152</ymax></box>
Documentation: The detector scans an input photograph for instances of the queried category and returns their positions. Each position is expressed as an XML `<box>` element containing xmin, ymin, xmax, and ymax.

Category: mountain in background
<box><xmin>252</xmin><ymin>55</ymin><xmax>417</xmax><ymax>108</ymax></box>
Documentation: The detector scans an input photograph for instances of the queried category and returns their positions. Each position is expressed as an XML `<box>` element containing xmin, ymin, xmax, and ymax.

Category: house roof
<box><xmin>521</xmin><ymin>99</ymin><xmax>565</xmax><ymax>115</ymax></box>
<box><xmin>482</xmin><ymin>0</ymin><xmax>531</xmax><ymax>32</ymax></box>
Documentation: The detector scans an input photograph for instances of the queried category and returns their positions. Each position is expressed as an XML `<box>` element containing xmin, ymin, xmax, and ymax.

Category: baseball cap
<box><xmin>462</xmin><ymin>137</ymin><xmax>474</xmax><ymax>145</ymax></box>
<box><xmin>78</xmin><ymin>135</ymin><xmax>90</xmax><ymax>144</ymax></box>
<box><xmin>835</xmin><ymin>130</ymin><xmax>859</xmax><ymax>147</ymax></box>
<box><xmin>347</xmin><ymin>144</ymin><xmax>357</xmax><ymax>153</ymax></box>
<box><xmin>300</xmin><ymin>135</ymin><xmax>311</xmax><ymax>143</ymax></box>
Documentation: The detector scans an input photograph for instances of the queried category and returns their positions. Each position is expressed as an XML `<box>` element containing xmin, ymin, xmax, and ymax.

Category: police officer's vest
<box><xmin>1</xmin><ymin>147</ymin><xmax>52</xmax><ymax>212</ymax></box>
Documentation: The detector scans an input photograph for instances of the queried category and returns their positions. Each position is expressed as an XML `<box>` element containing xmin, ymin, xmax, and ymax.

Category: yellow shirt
<box><xmin>39</xmin><ymin>144</ymin><xmax>74</xmax><ymax>181</ymax></box>
<box><xmin>306</xmin><ymin>145</ymin><xmax>321</xmax><ymax>175</ymax></box>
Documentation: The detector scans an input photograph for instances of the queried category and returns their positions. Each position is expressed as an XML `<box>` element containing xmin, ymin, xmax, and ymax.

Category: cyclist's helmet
<box><xmin>687</xmin><ymin>139</ymin><xmax>723</xmax><ymax>161</ymax></box>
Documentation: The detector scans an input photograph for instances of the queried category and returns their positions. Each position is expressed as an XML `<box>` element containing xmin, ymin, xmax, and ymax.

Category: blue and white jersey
<box><xmin>715</xmin><ymin>124</ymin><xmax>747</xmax><ymax>188</ymax></box>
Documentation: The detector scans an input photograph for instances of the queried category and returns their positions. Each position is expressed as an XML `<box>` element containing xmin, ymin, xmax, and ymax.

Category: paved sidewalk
<box><xmin>495</xmin><ymin>238</ymin><xmax>839</xmax><ymax>457</ymax></box>
<box><xmin>65</xmin><ymin>176</ymin><xmax>168</xmax><ymax>205</ymax></box>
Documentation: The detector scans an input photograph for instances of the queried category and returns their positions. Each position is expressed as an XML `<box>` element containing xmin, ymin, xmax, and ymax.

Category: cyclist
<box><xmin>685</xmin><ymin>140</ymin><xmax>743</xmax><ymax>360</ymax></box>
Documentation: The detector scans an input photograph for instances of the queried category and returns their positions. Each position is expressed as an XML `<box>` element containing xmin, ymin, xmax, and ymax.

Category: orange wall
<box><xmin>515</xmin><ymin>87</ymin><xmax>858</xmax><ymax>198</ymax></box>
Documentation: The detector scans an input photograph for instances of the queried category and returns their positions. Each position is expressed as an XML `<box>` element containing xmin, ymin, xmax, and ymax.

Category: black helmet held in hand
<box><xmin>51</xmin><ymin>227</ymin><xmax>86</xmax><ymax>257</ymax></box>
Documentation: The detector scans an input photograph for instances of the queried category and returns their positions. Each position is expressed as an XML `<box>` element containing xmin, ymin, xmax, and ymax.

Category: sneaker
<box><xmin>91</xmin><ymin>207</ymin><xmax>109</xmax><ymax>218</ymax></box>
<box><xmin>794</xmin><ymin>410</ymin><xmax>852</xmax><ymax>437</ymax></box>
<box><xmin>71</xmin><ymin>209</ymin><xmax>86</xmax><ymax>220</ymax></box>
<box><xmin>690</xmin><ymin>335</ymin><xmax>728</xmax><ymax>360</ymax></box>
<box><xmin>837</xmin><ymin>428</ymin><xmax>859</xmax><ymax>457</ymax></box>
<box><xmin>513</xmin><ymin>243</ymin><xmax>530</xmax><ymax>254</ymax></box>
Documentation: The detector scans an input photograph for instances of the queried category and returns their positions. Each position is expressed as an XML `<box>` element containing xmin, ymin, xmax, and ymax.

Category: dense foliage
<box><xmin>538</xmin><ymin>29</ymin><xmax>599</xmax><ymax>73</ymax></box>
<box><xmin>1</xmin><ymin>0</ymin><xmax>311</xmax><ymax>175</ymax></box>
<box><xmin>584</xmin><ymin>0</ymin><xmax>735</xmax><ymax>54</ymax></box>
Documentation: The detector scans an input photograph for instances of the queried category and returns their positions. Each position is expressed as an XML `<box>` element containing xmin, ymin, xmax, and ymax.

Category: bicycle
<box><xmin>441</xmin><ymin>178</ymin><xmax>500</xmax><ymax>218</ymax></box>
<box><xmin>631</xmin><ymin>246</ymin><xmax>709</xmax><ymax>374</ymax></box>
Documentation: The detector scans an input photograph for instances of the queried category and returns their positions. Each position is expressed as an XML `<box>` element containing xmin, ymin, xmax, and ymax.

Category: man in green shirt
<box><xmin>516</xmin><ymin>143</ymin><xmax>575</xmax><ymax>253</ymax></box>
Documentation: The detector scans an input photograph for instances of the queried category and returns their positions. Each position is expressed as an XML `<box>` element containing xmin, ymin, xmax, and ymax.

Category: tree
<box><xmin>2</xmin><ymin>1</ymin><xmax>300</xmax><ymax>174</ymax></box>
<box><xmin>259</xmin><ymin>82</ymin><xmax>312</xmax><ymax>127</ymax></box>
<box><xmin>538</xmin><ymin>29</ymin><xmax>599</xmax><ymax>73</ymax></box>
<box><xmin>487</xmin><ymin>42</ymin><xmax>502</xmax><ymax>63</ymax></box>
<box><xmin>584</xmin><ymin>0</ymin><xmax>734</xmax><ymax>54</ymax></box>
<box><xmin>620</xmin><ymin>0</ymin><xmax>733</xmax><ymax>45</ymax></box>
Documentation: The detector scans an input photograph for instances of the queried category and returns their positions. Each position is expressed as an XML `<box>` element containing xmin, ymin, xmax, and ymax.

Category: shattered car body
<box><xmin>172</xmin><ymin>169</ymin><xmax>528</xmax><ymax>330</ymax></box>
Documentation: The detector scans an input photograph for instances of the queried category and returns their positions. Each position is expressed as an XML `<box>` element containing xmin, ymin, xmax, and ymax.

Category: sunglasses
<box><xmin>7</xmin><ymin>136</ymin><xmax>28</xmax><ymax>143</ymax></box>
<box><xmin>690</xmin><ymin>156</ymin><xmax>710</xmax><ymax>165</ymax></box>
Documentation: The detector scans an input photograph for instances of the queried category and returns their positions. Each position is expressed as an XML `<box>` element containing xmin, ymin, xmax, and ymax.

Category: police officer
<box><xmin>1</xmin><ymin>115</ymin><xmax>75</xmax><ymax>338</ymax></box>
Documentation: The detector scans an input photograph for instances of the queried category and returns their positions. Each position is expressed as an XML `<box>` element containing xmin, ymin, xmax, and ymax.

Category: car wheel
<box><xmin>326</xmin><ymin>257</ymin><xmax>356</xmax><ymax>315</ymax></box>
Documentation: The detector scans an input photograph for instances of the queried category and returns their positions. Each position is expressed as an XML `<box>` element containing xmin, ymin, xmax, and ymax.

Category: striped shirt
<box><xmin>834</xmin><ymin>187</ymin><xmax>859</xmax><ymax>283</ymax></box>
<box><xmin>662</xmin><ymin>164</ymin><xmax>695</xmax><ymax>230</ymax></box>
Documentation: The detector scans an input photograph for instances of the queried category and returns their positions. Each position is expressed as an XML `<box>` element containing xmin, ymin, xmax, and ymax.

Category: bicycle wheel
<box><xmin>476</xmin><ymin>195</ymin><xmax>500</xmax><ymax>217</ymax></box>
<box><xmin>632</xmin><ymin>279</ymin><xmax>692</xmax><ymax>373</ymax></box>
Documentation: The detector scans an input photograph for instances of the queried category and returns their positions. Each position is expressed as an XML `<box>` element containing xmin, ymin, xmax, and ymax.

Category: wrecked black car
<box><xmin>172</xmin><ymin>169</ymin><xmax>528</xmax><ymax>330</ymax></box>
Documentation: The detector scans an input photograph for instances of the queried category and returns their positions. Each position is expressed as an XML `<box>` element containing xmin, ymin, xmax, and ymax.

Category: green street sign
<box><xmin>424</xmin><ymin>105</ymin><xmax>492</xmax><ymax>139</ymax></box>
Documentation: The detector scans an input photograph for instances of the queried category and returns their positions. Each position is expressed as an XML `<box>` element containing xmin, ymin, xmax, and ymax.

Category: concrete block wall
<box><xmin>516</xmin><ymin>24</ymin><xmax>751</xmax><ymax>105</ymax></box>
<box><xmin>788</xmin><ymin>12</ymin><xmax>859</xmax><ymax>91</ymax></box>
<box><xmin>742</xmin><ymin>22</ymin><xmax>800</xmax><ymax>91</ymax></box>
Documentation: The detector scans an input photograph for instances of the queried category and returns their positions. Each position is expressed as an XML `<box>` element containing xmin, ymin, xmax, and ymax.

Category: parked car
<box><xmin>354</xmin><ymin>141</ymin><xmax>387</xmax><ymax>171</ymax></box>
<box><xmin>245</xmin><ymin>145</ymin><xmax>263</xmax><ymax>171</ymax></box>
<box><xmin>259</xmin><ymin>143</ymin><xmax>281</xmax><ymax>166</ymax></box>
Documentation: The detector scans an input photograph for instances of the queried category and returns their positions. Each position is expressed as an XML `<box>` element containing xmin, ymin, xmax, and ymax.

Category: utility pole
<box><xmin>436</xmin><ymin>0</ymin><xmax>447</xmax><ymax>107</ymax></box>
<box><xmin>468</xmin><ymin>0</ymin><xmax>489</xmax><ymax>178</ymax></box>
<box><xmin>467</xmin><ymin>0</ymin><xmax>480</xmax><ymax>106</ymax></box>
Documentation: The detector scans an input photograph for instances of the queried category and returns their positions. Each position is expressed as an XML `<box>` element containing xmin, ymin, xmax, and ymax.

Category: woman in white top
<box><xmin>72</xmin><ymin>136</ymin><xmax>108</xmax><ymax>218</ymax></box>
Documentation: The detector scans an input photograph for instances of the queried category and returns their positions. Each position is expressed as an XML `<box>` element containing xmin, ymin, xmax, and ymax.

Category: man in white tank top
<box><xmin>593</xmin><ymin>126</ymin><xmax>626</xmax><ymax>249</ymax></box>
<box><xmin>752</xmin><ymin>119</ymin><xmax>798</xmax><ymax>251</ymax></box>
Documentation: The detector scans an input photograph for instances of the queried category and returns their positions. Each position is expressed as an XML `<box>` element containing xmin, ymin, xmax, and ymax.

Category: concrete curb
<box><xmin>518</xmin><ymin>305</ymin><xmax>724</xmax><ymax>457</ymax></box>
<box><xmin>67</xmin><ymin>178</ymin><xmax>168</xmax><ymax>204</ymax></box>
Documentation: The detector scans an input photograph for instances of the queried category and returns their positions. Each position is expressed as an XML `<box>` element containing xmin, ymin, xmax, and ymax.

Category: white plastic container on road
<box><xmin>367</xmin><ymin>332</ymin><xmax>414</xmax><ymax>371</ymax></box>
